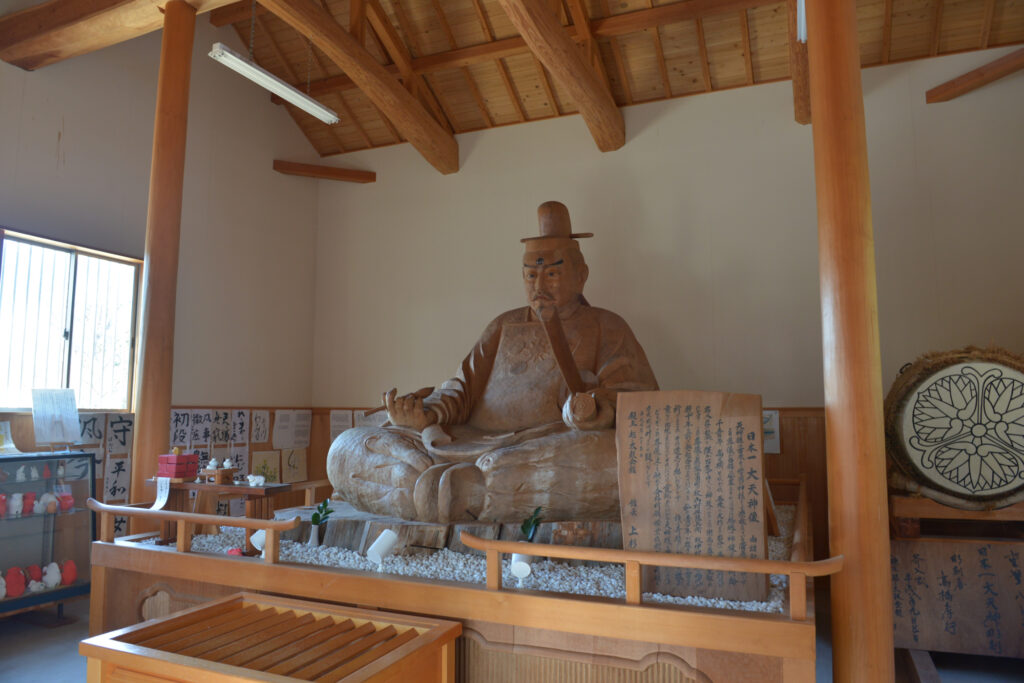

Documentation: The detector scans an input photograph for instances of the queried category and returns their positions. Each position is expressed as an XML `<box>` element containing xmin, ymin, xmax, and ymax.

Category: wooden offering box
<box><xmin>80</xmin><ymin>592</ymin><xmax>461</xmax><ymax>682</ymax></box>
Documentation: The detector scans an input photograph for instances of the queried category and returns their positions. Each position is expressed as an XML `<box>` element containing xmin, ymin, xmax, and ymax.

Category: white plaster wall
<box><xmin>0</xmin><ymin>20</ymin><xmax>319</xmax><ymax>407</ymax></box>
<box><xmin>311</xmin><ymin>46</ymin><xmax>1024</xmax><ymax>408</ymax></box>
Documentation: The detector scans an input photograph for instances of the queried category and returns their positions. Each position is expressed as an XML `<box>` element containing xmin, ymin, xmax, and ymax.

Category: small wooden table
<box><xmin>80</xmin><ymin>592</ymin><xmax>460</xmax><ymax>682</ymax></box>
<box><xmin>146</xmin><ymin>479</ymin><xmax>293</xmax><ymax>554</ymax></box>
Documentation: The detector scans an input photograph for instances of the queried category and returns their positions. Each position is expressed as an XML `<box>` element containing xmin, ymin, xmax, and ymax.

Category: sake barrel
<box><xmin>884</xmin><ymin>347</ymin><xmax>1024</xmax><ymax>509</ymax></box>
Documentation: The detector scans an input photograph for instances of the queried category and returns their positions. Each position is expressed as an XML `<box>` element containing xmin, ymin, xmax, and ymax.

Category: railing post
<box><xmin>99</xmin><ymin>512</ymin><xmax>115</xmax><ymax>542</ymax></box>
<box><xmin>625</xmin><ymin>560</ymin><xmax>641</xmax><ymax>605</ymax></box>
<box><xmin>265</xmin><ymin>529</ymin><xmax>280</xmax><ymax>564</ymax></box>
<box><xmin>176</xmin><ymin>520</ymin><xmax>191</xmax><ymax>553</ymax></box>
<box><xmin>486</xmin><ymin>549</ymin><xmax>501</xmax><ymax>590</ymax></box>
<box><xmin>789</xmin><ymin>572</ymin><xmax>807</xmax><ymax>620</ymax></box>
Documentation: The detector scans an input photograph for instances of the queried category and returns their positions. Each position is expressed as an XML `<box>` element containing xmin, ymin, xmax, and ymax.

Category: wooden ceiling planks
<box><xmin>748</xmin><ymin>3</ymin><xmax>789</xmax><ymax>82</ymax></box>
<box><xmin>8</xmin><ymin>0</ymin><xmax>1011</xmax><ymax>159</ymax></box>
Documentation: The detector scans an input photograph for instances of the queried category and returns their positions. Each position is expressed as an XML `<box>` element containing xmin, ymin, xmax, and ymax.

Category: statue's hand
<box><xmin>385</xmin><ymin>388</ymin><xmax>438</xmax><ymax>431</ymax></box>
<box><xmin>562</xmin><ymin>392</ymin><xmax>615</xmax><ymax>431</ymax></box>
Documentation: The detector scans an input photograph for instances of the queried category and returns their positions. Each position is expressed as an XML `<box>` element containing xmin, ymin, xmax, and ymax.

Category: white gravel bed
<box><xmin>175</xmin><ymin>506</ymin><xmax>796</xmax><ymax>615</ymax></box>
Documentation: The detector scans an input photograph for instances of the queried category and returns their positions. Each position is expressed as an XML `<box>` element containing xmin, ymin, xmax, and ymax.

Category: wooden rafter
<box><xmin>881</xmin><ymin>0</ymin><xmax>893</xmax><ymax>64</ymax></box>
<box><xmin>350</xmin><ymin>0</ymin><xmax>367</xmax><ymax>45</ymax></box>
<box><xmin>930</xmin><ymin>0</ymin><xmax>944</xmax><ymax>57</ymax></box>
<box><xmin>430</xmin><ymin>0</ymin><xmax>494</xmax><ymax>127</ymax></box>
<box><xmin>980</xmin><ymin>0</ymin><xmax>995</xmax><ymax>49</ymax></box>
<box><xmin>566</xmin><ymin>0</ymin><xmax>615</xmax><ymax>96</ymax></box>
<box><xmin>388</xmin><ymin>0</ymin><xmax>458</xmax><ymax>132</ymax></box>
<box><xmin>258</xmin><ymin>0</ymin><xmax>458</xmax><ymax>174</ymax></box>
<box><xmin>534</xmin><ymin>58</ymin><xmax>562</xmax><ymax>116</ymax></box>
<box><xmin>787</xmin><ymin>0</ymin><xmax>810</xmax><ymax>124</ymax></box>
<box><xmin>601</xmin><ymin>0</ymin><xmax>633</xmax><ymax>104</ymax></box>
<box><xmin>740</xmin><ymin>9</ymin><xmax>754</xmax><ymax>85</ymax></box>
<box><xmin>925</xmin><ymin>47</ymin><xmax>1024</xmax><ymax>103</ymax></box>
<box><xmin>273</xmin><ymin>159</ymin><xmax>376</xmax><ymax>183</ymax></box>
<box><xmin>696</xmin><ymin>18</ymin><xmax>712</xmax><ymax>92</ymax></box>
<box><xmin>469</xmin><ymin>0</ymin><xmax>528</xmax><ymax>122</ymax></box>
<box><xmin>332</xmin><ymin>91</ymin><xmax>373</xmax><ymax>148</ymax></box>
<box><xmin>497</xmin><ymin>0</ymin><xmax>625</xmax><ymax>151</ymax></box>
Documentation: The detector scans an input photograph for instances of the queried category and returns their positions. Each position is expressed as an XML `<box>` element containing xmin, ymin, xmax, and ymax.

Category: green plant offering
<box><xmin>520</xmin><ymin>506</ymin><xmax>543</xmax><ymax>542</ymax></box>
<box><xmin>311</xmin><ymin>499</ymin><xmax>334</xmax><ymax>526</ymax></box>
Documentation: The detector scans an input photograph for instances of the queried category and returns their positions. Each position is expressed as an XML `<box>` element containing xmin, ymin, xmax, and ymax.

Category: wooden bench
<box><xmin>80</xmin><ymin>592</ymin><xmax>461</xmax><ymax>682</ymax></box>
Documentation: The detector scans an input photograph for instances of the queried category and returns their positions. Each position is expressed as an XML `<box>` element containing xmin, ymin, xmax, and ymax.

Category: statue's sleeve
<box><xmin>593</xmin><ymin>311</ymin><xmax>659</xmax><ymax>394</ymax></box>
<box><xmin>423</xmin><ymin>314</ymin><xmax>506</xmax><ymax>425</ymax></box>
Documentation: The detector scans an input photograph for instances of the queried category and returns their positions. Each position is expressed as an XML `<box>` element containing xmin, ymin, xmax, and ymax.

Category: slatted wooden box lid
<box><xmin>79</xmin><ymin>592</ymin><xmax>461</xmax><ymax>682</ymax></box>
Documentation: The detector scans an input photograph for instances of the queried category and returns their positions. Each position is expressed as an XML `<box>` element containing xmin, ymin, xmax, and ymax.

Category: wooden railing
<box><xmin>87</xmin><ymin>498</ymin><xmax>300</xmax><ymax>564</ymax></box>
<box><xmin>460</xmin><ymin>481</ymin><xmax>841</xmax><ymax>621</ymax></box>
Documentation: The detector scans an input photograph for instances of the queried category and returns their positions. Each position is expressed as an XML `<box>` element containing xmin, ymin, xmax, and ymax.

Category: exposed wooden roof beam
<box><xmin>600</xmin><ymin>0</ymin><xmax>633</xmax><ymax>104</ymax></box>
<box><xmin>350</xmin><ymin>0</ymin><xmax>366</xmax><ymax>45</ymax></box>
<box><xmin>925</xmin><ymin>47</ymin><xmax>1024</xmax><ymax>103</ymax></box>
<box><xmin>696</xmin><ymin>18</ymin><xmax>712</xmax><ymax>91</ymax></box>
<box><xmin>273</xmin><ymin>159</ymin><xmax>376</xmax><ymax>182</ymax></box>
<box><xmin>430</xmin><ymin>0</ymin><xmax>494</xmax><ymax>127</ymax></box>
<box><xmin>0</xmin><ymin>0</ymin><xmax>229</xmax><ymax>71</ymax></box>
<box><xmin>258</xmin><ymin>0</ymin><xmax>458</xmax><ymax>173</ymax></box>
<box><xmin>740</xmin><ymin>9</ymin><xmax>754</xmax><ymax>85</ymax></box>
<box><xmin>496</xmin><ymin>0</ymin><xmax>624</xmax><ymax>150</ymax></box>
<box><xmin>787</xmin><ymin>0</ymin><xmax>810</xmax><ymax>124</ymax></box>
<box><xmin>881</xmin><ymin>0</ymin><xmax>893</xmax><ymax>64</ymax></box>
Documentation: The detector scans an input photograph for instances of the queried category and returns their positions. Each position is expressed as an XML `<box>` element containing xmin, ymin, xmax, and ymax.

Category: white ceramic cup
<box><xmin>366</xmin><ymin>529</ymin><xmax>399</xmax><ymax>565</ymax></box>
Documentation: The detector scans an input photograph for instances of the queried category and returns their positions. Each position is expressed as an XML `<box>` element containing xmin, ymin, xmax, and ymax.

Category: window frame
<box><xmin>0</xmin><ymin>227</ymin><xmax>143</xmax><ymax>412</ymax></box>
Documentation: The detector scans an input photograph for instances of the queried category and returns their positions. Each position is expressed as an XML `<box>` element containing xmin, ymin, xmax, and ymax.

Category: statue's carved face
<box><xmin>522</xmin><ymin>247</ymin><xmax>588</xmax><ymax>318</ymax></box>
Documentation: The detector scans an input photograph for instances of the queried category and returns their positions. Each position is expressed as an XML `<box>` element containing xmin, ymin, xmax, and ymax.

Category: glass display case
<box><xmin>0</xmin><ymin>451</ymin><xmax>94</xmax><ymax>614</ymax></box>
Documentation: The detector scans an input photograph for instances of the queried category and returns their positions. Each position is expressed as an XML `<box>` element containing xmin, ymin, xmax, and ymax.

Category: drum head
<box><xmin>884</xmin><ymin>347</ymin><xmax>1024</xmax><ymax>508</ymax></box>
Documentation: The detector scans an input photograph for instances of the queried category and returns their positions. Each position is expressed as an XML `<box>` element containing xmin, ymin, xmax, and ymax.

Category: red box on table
<box><xmin>157</xmin><ymin>452</ymin><xmax>199</xmax><ymax>478</ymax></box>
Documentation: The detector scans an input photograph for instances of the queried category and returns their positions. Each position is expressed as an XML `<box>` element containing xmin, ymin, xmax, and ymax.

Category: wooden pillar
<box><xmin>805</xmin><ymin>0</ymin><xmax>895</xmax><ymax>680</ymax></box>
<box><xmin>130</xmin><ymin>0</ymin><xmax>195</xmax><ymax>508</ymax></box>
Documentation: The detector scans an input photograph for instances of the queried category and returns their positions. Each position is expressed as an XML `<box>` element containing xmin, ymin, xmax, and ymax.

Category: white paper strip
<box><xmin>151</xmin><ymin>477</ymin><xmax>171</xmax><ymax>510</ymax></box>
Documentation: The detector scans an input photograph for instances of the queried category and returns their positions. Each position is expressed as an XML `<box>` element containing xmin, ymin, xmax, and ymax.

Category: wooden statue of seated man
<box><xmin>327</xmin><ymin>202</ymin><xmax>659</xmax><ymax>523</ymax></box>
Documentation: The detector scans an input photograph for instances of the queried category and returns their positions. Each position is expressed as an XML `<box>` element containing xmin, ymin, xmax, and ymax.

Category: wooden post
<box><xmin>130</xmin><ymin>0</ymin><xmax>195</xmax><ymax>519</ymax></box>
<box><xmin>806</xmin><ymin>0</ymin><xmax>895</xmax><ymax>679</ymax></box>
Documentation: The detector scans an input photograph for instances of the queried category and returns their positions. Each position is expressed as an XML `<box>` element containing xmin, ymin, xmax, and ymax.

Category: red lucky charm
<box><xmin>0</xmin><ymin>493</ymin><xmax>6</xmax><ymax>519</ymax></box>
<box><xmin>58</xmin><ymin>493</ymin><xmax>74</xmax><ymax>512</ymax></box>
<box><xmin>226</xmin><ymin>548</ymin><xmax>243</xmax><ymax>556</ymax></box>
<box><xmin>61</xmin><ymin>560</ymin><xmax>77</xmax><ymax>585</ymax></box>
<box><xmin>26</xmin><ymin>564</ymin><xmax>42</xmax><ymax>582</ymax></box>
<box><xmin>42</xmin><ymin>464</ymin><xmax>51</xmax><ymax>478</ymax></box>
<box><xmin>22</xmin><ymin>491</ymin><xmax>36</xmax><ymax>516</ymax></box>
<box><xmin>5</xmin><ymin>568</ymin><xmax>26</xmax><ymax>597</ymax></box>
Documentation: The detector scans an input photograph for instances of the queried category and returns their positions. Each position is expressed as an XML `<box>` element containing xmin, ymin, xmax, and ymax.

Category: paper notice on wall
<box><xmin>103</xmin><ymin>457</ymin><xmax>131</xmax><ymax>502</ymax></box>
<box><xmin>252</xmin><ymin>410</ymin><xmax>270</xmax><ymax>443</ymax></box>
<box><xmin>762</xmin><ymin>410</ymin><xmax>781</xmax><ymax>454</ymax></box>
<box><xmin>32</xmin><ymin>389</ymin><xmax>79</xmax><ymax>444</ymax></box>
<box><xmin>354</xmin><ymin>408</ymin><xmax>388</xmax><ymax>429</ymax></box>
<box><xmin>293</xmin><ymin>410</ymin><xmax>311</xmax><ymax>449</ymax></box>
<box><xmin>106</xmin><ymin>413</ymin><xmax>134</xmax><ymax>455</ymax></box>
<box><xmin>170</xmin><ymin>409</ymin><xmax>191</xmax><ymax>447</ymax></box>
<box><xmin>281</xmin><ymin>448</ymin><xmax>307</xmax><ymax>483</ymax></box>
<box><xmin>229</xmin><ymin>498</ymin><xmax>245</xmax><ymax>517</ymax></box>
<box><xmin>231</xmin><ymin>443</ymin><xmax>249</xmax><ymax>475</ymax></box>
<box><xmin>76</xmin><ymin>413</ymin><xmax>106</xmax><ymax>445</ymax></box>
<box><xmin>231</xmin><ymin>409</ymin><xmax>250</xmax><ymax>443</ymax></box>
<box><xmin>211</xmin><ymin>410</ymin><xmax>231</xmax><ymax>444</ymax></box>
<box><xmin>272</xmin><ymin>410</ymin><xmax>294</xmax><ymax>449</ymax></box>
<box><xmin>151</xmin><ymin>477</ymin><xmax>170</xmax><ymax>510</ymax></box>
<box><xmin>113</xmin><ymin>516</ymin><xmax>128</xmax><ymax>538</ymax></box>
<box><xmin>329</xmin><ymin>410</ymin><xmax>353</xmax><ymax>442</ymax></box>
<box><xmin>190</xmin><ymin>409</ymin><xmax>212</xmax><ymax>445</ymax></box>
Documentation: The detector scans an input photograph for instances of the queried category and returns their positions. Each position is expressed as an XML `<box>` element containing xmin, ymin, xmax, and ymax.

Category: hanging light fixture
<box><xmin>209</xmin><ymin>42</ymin><xmax>340</xmax><ymax>124</ymax></box>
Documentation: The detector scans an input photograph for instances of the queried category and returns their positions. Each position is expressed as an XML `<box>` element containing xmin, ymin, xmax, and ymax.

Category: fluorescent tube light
<box><xmin>209</xmin><ymin>42</ymin><xmax>340</xmax><ymax>125</ymax></box>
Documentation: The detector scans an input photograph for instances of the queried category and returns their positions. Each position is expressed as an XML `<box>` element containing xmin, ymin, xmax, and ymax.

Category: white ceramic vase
<box><xmin>510</xmin><ymin>553</ymin><xmax>533</xmax><ymax>579</ymax></box>
<box><xmin>308</xmin><ymin>524</ymin><xmax>320</xmax><ymax>547</ymax></box>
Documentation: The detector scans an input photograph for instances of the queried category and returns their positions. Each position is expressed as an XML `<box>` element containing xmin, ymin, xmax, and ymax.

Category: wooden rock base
<box><xmin>276</xmin><ymin>501</ymin><xmax>625</xmax><ymax>563</ymax></box>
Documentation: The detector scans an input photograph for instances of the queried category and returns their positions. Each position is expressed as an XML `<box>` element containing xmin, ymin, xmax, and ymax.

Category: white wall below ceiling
<box><xmin>311</xmin><ymin>46</ymin><xmax>1024</xmax><ymax>408</ymax></box>
<box><xmin>0</xmin><ymin>19</ymin><xmax>319</xmax><ymax>408</ymax></box>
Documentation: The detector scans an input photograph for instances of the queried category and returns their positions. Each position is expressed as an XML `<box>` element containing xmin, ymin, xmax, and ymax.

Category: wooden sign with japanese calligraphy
<box><xmin>616</xmin><ymin>390</ymin><xmax>768</xmax><ymax>601</ymax></box>
<box><xmin>891</xmin><ymin>537</ymin><xmax>1024</xmax><ymax>657</ymax></box>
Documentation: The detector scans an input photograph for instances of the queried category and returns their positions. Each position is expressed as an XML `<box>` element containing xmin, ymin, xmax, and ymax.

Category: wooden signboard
<box><xmin>891</xmin><ymin>537</ymin><xmax>1024</xmax><ymax>657</ymax></box>
<box><xmin>616</xmin><ymin>390</ymin><xmax>767</xmax><ymax>601</ymax></box>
